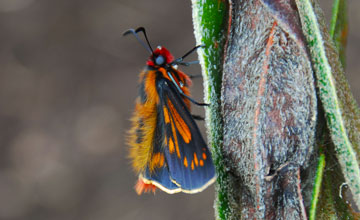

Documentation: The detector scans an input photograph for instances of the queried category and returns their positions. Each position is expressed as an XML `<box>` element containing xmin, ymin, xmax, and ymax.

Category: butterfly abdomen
<box><xmin>128</xmin><ymin>70</ymin><xmax>159</xmax><ymax>173</ymax></box>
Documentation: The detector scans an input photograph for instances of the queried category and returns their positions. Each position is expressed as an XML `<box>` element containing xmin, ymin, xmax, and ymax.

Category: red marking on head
<box><xmin>135</xmin><ymin>178</ymin><xmax>156</xmax><ymax>195</ymax></box>
<box><xmin>147</xmin><ymin>46</ymin><xmax>174</xmax><ymax>66</ymax></box>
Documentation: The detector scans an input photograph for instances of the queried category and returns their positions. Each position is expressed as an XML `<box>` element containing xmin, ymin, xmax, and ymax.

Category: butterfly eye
<box><xmin>155</xmin><ymin>55</ymin><xmax>165</xmax><ymax>65</ymax></box>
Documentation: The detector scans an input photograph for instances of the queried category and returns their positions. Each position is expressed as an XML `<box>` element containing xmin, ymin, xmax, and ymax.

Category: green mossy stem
<box><xmin>310</xmin><ymin>0</ymin><xmax>349</xmax><ymax>218</ymax></box>
<box><xmin>295</xmin><ymin>0</ymin><xmax>360</xmax><ymax>210</ymax></box>
<box><xmin>309</xmin><ymin>153</ymin><xmax>325</xmax><ymax>220</ymax></box>
<box><xmin>191</xmin><ymin>0</ymin><xmax>229</xmax><ymax>219</ymax></box>
<box><xmin>330</xmin><ymin>0</ymin><xmax>348</xmax><ymax>68</ymax></box>
<box><xmin>330</xmin><ymin>0</ymin><xmax>341</xmax><ymax>36</ymax></box>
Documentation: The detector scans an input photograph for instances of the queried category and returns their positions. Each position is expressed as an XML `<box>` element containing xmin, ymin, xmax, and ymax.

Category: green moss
<box><xmin>191</xmin><ymin>0</ymin><xmax>229</xmax><ymax>219</ymax></box>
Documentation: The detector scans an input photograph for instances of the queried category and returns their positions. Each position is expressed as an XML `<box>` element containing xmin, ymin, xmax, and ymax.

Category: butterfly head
<box><xmin>147</xmin><ymin>46</ymin><xmax>174</xmax><ymax>67</ymax></box>
<box><xmin>123</xmin><ymin>27</ymin><xmax>175</xmax><ymax>68</ymax></box>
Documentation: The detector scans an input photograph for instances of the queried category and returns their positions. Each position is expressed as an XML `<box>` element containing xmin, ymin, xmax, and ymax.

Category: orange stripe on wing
<box><xmin>194</xmin><ymin>153</ymin><xmax>199</xmax><ymax>167</ymax></box>
<box><xmin>202</xmin><ymin>152</ymin><xmax>207</xmax><ymax>160</ymax></box>
<box><xmin>163</xmin><ymin>106</ymin><xmax>170</xmax><ymax>124</ymax></box>
<box><xmin>159</xmin><ymin>153</ymin><xmax>164</xmax><ymax>167</ymax></box>
<box><xmin>169</xmin><ymin>115</ymin><xmax>181</xmax><ymax>158</ymax></box>
<box><xmin>200</xmin><ymin>159</ymin><xmax>204</xmax><ymax>167</ymax></box>
<box><xmin>168</xmin><ymin>137</ymin><xmax>175</xmax><ymax>153</ymax></box>
<box><xmin>184</xmin><ymin>156</ymin><xmax>188</xmax><ymax>168</ymax></box>
<box><xmin>150</xmin><ymin>152</ymin><xmax>165</xmax><ymax>170</ymax></box>
<box><xmin>167</xmin><ymin>99</ymin><xmax>191</xmax><ymax>143</ymax></box>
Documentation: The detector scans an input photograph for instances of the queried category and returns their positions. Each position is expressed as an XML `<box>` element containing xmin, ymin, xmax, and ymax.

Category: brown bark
<box><xmin>221</xmin><ymin>0</ymin><xmax>318</xmax><ymax>219</ymax></box>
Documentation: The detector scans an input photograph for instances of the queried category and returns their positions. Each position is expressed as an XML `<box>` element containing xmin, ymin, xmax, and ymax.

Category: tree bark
<box><xmin>221</xmin><ymin>0</ymin><xmax>318</xmax><ymax>218</ymax></box>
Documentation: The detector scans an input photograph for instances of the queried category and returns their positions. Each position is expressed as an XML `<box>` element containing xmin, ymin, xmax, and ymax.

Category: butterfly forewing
<box><xmin>157</xmin><ymin>76</ymin><xmax>215</xmax><ymax>193</ymax></box>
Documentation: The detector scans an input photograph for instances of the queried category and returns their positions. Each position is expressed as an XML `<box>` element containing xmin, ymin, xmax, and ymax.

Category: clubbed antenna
<box><xmin>123</xmin><ymin>27</ymin><xmax>154</xmax><ymax>54</ymax></box>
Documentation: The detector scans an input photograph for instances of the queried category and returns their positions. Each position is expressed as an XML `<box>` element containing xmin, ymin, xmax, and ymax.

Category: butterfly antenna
<box><xmin>135</xmin><ymin>27</ymin><xmax>154</xmax><ymax>53</ymax></box>
<box><xmin>123</xmin><ymin>27</ymin><xmax>153</xmax><ymax>54</ymax></box>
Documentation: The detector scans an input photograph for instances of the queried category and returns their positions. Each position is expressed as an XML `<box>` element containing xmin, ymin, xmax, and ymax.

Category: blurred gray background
<box><xmin>0</xmin><ymin>0</ymin><xmax>358</xmax><ymax>220</ymax></box>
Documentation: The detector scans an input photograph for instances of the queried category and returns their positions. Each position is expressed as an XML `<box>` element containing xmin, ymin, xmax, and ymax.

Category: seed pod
<box><xmin>221</xmin><ymin>0</ymin><xmax>317</xmax><ymax>218</ymax></box>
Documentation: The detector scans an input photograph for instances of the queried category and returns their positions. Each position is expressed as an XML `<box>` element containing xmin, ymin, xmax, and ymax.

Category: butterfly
<box><xmin>124</xmin><ymin>27</ymin><xmax>215</xmax><ymax>194</ymax></box>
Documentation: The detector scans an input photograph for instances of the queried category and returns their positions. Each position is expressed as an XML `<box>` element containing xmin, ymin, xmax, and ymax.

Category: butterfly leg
<box><xmin>171</xmin><ymin>45</ymin><xmax>205</xmax><ymax>65</ymax></box>
<box><xmin>192</xmin><ymin>114</ymin><xmax>205</xmax><ymax>121</ymax></box>
<box><xmin>188</xmin><ymin>74</ymin><xmax>202</xmax><ymax>79</ymax></box>
<box><xmin>177</xmin><ymin>60</ymin><xmax>200</xmax><ymax>66</ymax></box>
<box><xmin>181</xmin><ymin>92</ymin><xmax>209</xmax><ymax>107</ymax></box>
<box><xmin>167</xmin><ymin>72</ymin><xmax>209</xmax><ymax>107</ymax></box>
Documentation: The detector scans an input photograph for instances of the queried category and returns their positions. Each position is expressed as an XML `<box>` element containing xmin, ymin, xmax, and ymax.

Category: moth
<box><xmin>125</xmin><ymin>27</ymin><xmax>215</xmax><ymax>194</ymax></box>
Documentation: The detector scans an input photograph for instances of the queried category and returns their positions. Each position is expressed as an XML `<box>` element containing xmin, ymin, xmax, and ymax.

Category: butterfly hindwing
<box><xmin>156</xmin><ymin>76</ymin><xmax>215</xmax><ymax>193</ymax></box>
<box><xmin>142</xmin><ymin>163</ymin><xmax>181</xmax><ymax>193</ymax></box>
